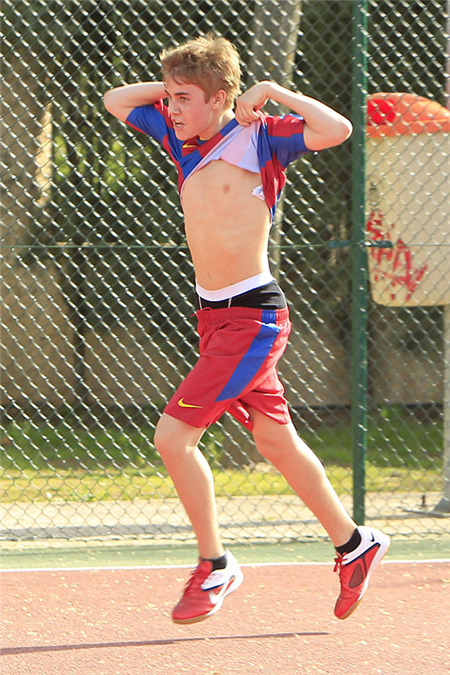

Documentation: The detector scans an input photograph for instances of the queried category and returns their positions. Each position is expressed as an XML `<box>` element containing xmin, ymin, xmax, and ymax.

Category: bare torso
<box><xmin>182</xmin><ymin>160</ymin><xmax>271</xmax><ymax>291</ymax></box>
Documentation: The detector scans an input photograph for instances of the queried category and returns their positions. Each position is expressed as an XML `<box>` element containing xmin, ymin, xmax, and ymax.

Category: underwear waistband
<box><xmin>195</xmin><ymin>270</ymin><xmax>274</xmax><ymax>302</ymax></box>
<box><xmin>196</xmin><ymin>278</ymin><xmax>286</xmax><ymax>311</ymax></box>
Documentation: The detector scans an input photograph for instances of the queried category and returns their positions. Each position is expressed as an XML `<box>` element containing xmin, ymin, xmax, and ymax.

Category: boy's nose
<box><xmin>168</xmin><ymin>99</ymin><xmax>180</xmax><ymax>115</ymax></box>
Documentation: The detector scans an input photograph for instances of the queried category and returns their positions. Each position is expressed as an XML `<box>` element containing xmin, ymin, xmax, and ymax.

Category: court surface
<box><xmin>1</xmin><ymin>540</ymin><xmax>449</xmax><ymax>675</ymax></box>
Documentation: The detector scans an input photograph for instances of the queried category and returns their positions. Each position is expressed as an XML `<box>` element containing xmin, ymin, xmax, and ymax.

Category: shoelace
<box><xmin>333</xmin><ymin>553</ymin><xmax>345</xmax><ymax>573</ymax></box>
<box><xmin>183</xmin><ymin>561</ymin><xmax>211</xmax><ymax>596</ymax></box>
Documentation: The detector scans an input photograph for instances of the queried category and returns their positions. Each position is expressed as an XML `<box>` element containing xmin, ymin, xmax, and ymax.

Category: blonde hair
<box><xmin>160</xmin><ymin>34</ymin><xmax>241</xmax><ymax>107</ymax></box>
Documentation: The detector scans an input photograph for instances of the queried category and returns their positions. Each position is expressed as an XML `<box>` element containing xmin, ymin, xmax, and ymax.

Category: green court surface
<box><xmin>1</xmin><ymin>537</ymin><xmax>449</xmax><ymax>571</ymax></box>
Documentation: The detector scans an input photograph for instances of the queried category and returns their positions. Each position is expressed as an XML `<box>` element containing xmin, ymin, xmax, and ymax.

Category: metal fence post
<box><xmin>434</xmin><ymin>6</ymin><xmax>450</xmax><ymax>512</ymax></box>
<box><xmin>351</xmin><ymin>0</ymin><xmax>369</xmax><ymax>525</ymax></box>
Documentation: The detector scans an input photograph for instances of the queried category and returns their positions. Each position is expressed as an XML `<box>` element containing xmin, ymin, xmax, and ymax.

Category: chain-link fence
<box><xmin>1</xmin><ymin>0</ymin><xmax>449</xmax><ymax>544</ymax></box>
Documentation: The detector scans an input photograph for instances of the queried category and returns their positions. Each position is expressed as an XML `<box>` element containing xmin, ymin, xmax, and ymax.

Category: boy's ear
<box><xmin>212</xmin><ymin>89</ymin><xmax>227</xmax><ymax>108</ymax></box>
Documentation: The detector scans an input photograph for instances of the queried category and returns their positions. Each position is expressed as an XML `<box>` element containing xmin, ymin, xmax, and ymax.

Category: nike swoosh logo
<box><xmin>177</xmin><ymin>398</ymin><xmax>202</xmax><ymax>409</ymax></box>
<box><xmin>208</xmin><ymin>589</ymin><xmax>223</xmax><ymax>605</ymax></box>
<box><xmin>370</xmin><ymin>533</ymin><xmax>375</xmax><ymax>542</ymax></box>
<box><xmin>208</xmin><ymin>578</ymin><xmax>234</xmax><ymax>605</ymax></box>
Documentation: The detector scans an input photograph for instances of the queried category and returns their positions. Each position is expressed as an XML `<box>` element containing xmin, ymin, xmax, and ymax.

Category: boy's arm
<box><xmin>104</xmin><ymin>82</ymin><xmax>166</xmax><ymax>123</ymax></box>
<box><xmin>235</xmin><ymin>81</ymin><xmax>352</xmax><ymax>151</ymax></box>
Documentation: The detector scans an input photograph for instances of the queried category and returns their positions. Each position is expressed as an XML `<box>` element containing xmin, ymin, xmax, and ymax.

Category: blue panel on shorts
<box><xmin>215</xmin><ymin>310</ymin><xmax>280</xmax><ymax>402</ymax></box>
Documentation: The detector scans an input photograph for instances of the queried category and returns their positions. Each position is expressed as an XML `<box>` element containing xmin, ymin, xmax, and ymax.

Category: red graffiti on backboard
<box><xmin>366</xmin><ymin>209</ymin><xmax>428</xmax><ymax>302</ymax></box>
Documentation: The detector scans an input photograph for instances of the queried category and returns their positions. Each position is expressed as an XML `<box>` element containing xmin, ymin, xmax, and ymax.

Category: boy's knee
<box><xmin>154</xmin><ymin>414</ymin><xmax>204</xmax><ymax>459</ymax></box>
<box><xmin>251</xmin><ymin>419</ymin><xmax>287</xmax><ymax>463</ymax></box>
<box><xmin>154</xmin><ymin>417</ymin><xmax>175</xmax><ymax>457</ymax></box>
<box><xmin>253</xmin><ymin>434</ymin><xmax>281</xmax><ymax>464</ymax></box>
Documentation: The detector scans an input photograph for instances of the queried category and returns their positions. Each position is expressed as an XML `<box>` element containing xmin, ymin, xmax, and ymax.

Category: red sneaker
<box><xmin>334</xmin><ymin>526</ymin><xmax>390</xmax><ymax>620</ymax></box>
<box><xmin>172</xmin><ymin>551</ymin><xmax>244</xmax><ymax>624</ymax></box>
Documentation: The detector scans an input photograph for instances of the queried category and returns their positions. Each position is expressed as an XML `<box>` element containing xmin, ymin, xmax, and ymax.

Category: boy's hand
<box><xmin>235</xmin><ymin>82</ymin><xmax>271</xmax><ymax>126</ymax></box>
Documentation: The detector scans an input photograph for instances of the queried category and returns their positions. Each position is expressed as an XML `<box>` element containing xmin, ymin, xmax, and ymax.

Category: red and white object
<box><xmin>365</xmin><ymin>92</ymin><xmax>450</xmax><ymax>307</ymax></box>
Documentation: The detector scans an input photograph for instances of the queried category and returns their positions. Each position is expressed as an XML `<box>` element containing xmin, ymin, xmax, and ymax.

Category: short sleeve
<box><xmin>126</xmin><ymin>99</ymin><xmax>171</xmax><ymax>145</ymax></box>
<box><xmin>266</xmin><ymin>114</ymin><xmax>310</xmax><ymax>167</ymax></box>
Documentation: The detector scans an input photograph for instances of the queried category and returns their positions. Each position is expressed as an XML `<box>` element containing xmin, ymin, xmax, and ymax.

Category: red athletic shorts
<box><xmin>164</xmin><ymin>306</ymin><xmax>292</xmax><ymax>431</ymax></box>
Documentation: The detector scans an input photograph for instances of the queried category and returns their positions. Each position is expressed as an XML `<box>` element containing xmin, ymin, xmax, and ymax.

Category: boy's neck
<box><xmin>200</xmin><ymin>108</ymin><xmax>235</xmax><ymax>140</ymax></box>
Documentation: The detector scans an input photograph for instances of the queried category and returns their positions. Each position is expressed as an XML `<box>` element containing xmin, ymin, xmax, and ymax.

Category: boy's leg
<box><xmin>154</xmin><ymin>413</ymin><xmax>243</xmax><ymax>624</ymax></box>
<box><xmin>154</xmin><ymin>412</ymin><xmax>223</xmax><ymax>559</ymax></box>
<box><xmin>250</xmin><ymin>408</ymin><xmax>389</xmax><ymax>618</ymax></box>
<box><xmin>250</xmin><ymin>409</ymin><xmax>355</xmax><ymax>546</ymax></box>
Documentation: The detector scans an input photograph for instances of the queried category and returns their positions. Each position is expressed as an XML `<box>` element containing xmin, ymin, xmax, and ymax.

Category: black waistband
<box><xmin>195</xmin><ymin>279</ymin><xmax>287</xmax><ymax>310</ymax></box>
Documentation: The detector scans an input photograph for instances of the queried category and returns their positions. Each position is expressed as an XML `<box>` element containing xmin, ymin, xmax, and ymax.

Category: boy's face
<box><xmin>164</xmin><ymin>77</ymin><xmax>225</xmax><ymax>141</ymax></box>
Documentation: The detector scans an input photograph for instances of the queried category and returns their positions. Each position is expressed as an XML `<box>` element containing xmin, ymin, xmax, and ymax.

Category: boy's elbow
<box><xmin>304</xmin><ymin>116</ymin><xmax>353</xmax><ymax>152</ymax></box>
<box><xmin>344</xmin><ymin>119</ymin><xmax>353</xmax><ymax>141</ymax></box>
<box><xmin>337</xmin><ymin>118</ymin><xmax>353</xmax><ymax>144</ymax></box>
<box><xmin>321</xmin><ymin>119</ymin><xmax>352</xmax><ymax>150</ymax></box>
<box><xmin>103</xmin><ymin>91</ymin><xmax>126</xmax><ymax>121</ymax></box>
<box><xmin>103</xmin><ymin>90</ymin><xmax>115</xmax><ymax>113</ymax></box>
<box><xmin>344</xmin><ymin>118</ymin><xmax>353</xmax><ymax>140</ymax></box>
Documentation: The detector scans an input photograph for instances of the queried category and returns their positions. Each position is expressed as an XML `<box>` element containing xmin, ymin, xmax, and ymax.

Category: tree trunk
<box><xmin>0</xmin><ymin>60</ymin><xmax>74</xmax><ymax>416</ymax></box>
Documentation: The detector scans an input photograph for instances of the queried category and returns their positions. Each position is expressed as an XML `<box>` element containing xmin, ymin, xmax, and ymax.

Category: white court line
<box><xmin>0</xmin><ymin>558</ymin><xmax>448</xmax><ymax>574</ymax></box>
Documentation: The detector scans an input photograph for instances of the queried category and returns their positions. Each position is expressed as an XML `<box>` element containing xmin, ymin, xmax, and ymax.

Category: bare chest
<box><xmin>182</xmin><ymin>161</ymin><xmax>263</xmax><ymax>213</ymax></box>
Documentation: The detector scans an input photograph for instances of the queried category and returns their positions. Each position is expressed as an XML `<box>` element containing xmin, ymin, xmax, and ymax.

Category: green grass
<box><xmin>300</xmin><ymin>406</ymin><xmax>442</xmax><ymax>470</ymax></box>
<box><xmin>0</xmin><ymin>406</ymin><xmax>442</xmax><ymax>502</ymax></box>
<box><xmin>0</xmin><ymin>464</ymin><xmax>443</xmax><ymax>504</ymax></box>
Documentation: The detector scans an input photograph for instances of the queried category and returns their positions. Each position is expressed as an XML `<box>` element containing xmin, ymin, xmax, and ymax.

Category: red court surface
<box><xmin>1</xmin><ymin>561</ymin><xmax>449</xmax><ymax>675</ymax></box>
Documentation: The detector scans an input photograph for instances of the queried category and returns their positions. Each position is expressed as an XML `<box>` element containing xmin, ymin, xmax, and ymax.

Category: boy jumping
<box><xmin>104</xmin><ymin>33</ymin><xmax>389</xmax><ymax>625</ymax></box>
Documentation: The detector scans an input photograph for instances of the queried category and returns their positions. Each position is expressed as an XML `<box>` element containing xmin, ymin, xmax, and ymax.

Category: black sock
<box><xmin>203</xmin><ymin>553</ymin><xmax>228</xmax><ymax>571</ymax></box>
<box><xmin>335</xmin><ymin>528</ymin><xmax>362</xmax><ymax>555</ymax></box>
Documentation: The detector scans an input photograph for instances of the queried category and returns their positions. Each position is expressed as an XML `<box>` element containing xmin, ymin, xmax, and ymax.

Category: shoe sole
<box><xmin>172</xmin><ymin>567</ymin><xmax>244</xmax><ymax>625</ymax></box>
<box><xmin>337</xmin><ymin>534</ymin><xmax>390</xmax><ymax>620</ymax></box>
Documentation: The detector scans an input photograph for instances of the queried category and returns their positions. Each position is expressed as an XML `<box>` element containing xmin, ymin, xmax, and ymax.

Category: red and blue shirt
<box><xmin>126</xmin><ymin>100</ymin><xmax>310</xmax><ymax>222</ymax></box>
